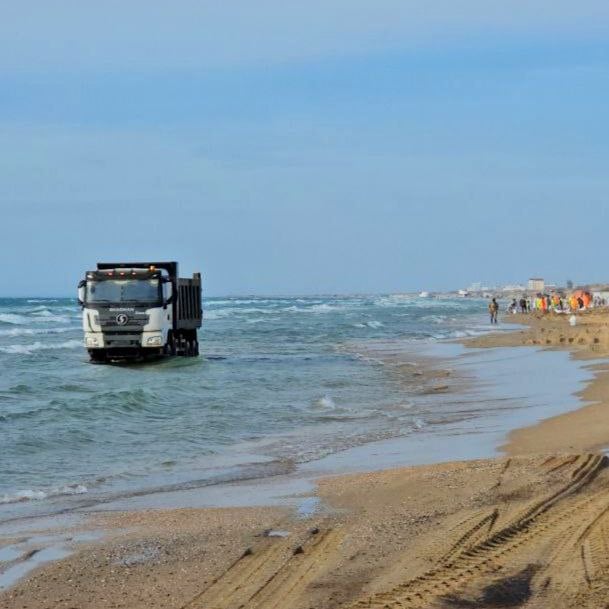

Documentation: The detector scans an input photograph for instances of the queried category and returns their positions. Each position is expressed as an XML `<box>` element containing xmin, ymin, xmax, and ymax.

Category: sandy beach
<box><xmin>4</xmin><ymin>309</ymin><xmax>609</xmax><ymax>609</ymax></box>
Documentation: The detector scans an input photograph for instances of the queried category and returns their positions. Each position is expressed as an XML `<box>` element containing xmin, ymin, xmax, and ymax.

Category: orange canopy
<box><xmin>571</xmin><ymin>290</ymin><xmax>589</xmax><ymax>298</ymax></box>
<box><xmin>572</xmin><ymin>290</ymin><xmax>592</xmax><ymax>306</ymax></box>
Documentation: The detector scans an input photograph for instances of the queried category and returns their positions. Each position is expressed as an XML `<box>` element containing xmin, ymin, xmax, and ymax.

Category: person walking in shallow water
<box><xmin>489</xmin><ymin>298</ymin><xmax>499</xmax><ymax>324</ymax></box>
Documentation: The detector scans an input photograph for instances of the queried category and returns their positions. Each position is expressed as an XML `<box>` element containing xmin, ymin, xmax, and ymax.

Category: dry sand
<box><xmin>4</xmin><ymin>309</ymin><xmax>609</xmax><ymax>609</ymax></box>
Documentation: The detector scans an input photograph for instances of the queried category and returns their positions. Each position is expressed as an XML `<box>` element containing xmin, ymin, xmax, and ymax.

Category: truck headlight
<box><xmin>145</xmin><ymin>335</ymin><xmax>162</xmax><ymax>346</ymax></box>
<box><xmin>86</xmin><ymin>335</ymin><xmax>100</xmax><ymax>347</ymax></box>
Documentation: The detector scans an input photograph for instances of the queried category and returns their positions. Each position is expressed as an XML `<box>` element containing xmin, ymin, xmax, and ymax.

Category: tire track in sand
<box><xmin>183</xmin><ymin>527</ymin><xmax>342</xmax><ymax>609</ymax></box>
<box><xmin>343</xmin><ymin>453</ymin><xmax>608</xmax><ymax>608</ymax></box>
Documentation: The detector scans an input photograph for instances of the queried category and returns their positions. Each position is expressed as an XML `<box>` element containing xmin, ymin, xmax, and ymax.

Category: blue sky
<box><xmin>2</xmin><ymin>2</ymin><xmax>609</xmax><ymax>296</ymax></box>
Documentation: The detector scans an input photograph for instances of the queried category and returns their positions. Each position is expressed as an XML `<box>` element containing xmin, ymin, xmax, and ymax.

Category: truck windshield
<box><xmin>86</xmin><ymin>279</ymin><xmax>161</xmax><ymax>304</ymax></box>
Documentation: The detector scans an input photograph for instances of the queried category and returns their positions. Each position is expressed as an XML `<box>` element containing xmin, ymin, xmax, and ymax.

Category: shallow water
<box><xmin>89</xmin><ymin>343</ymin><xmax>594</xmax><ymax>514</ymax></box>
<box><xmin>0</xmin><ymin>295</ymin><xmax>509</xmax><ymax>520</ymax></box>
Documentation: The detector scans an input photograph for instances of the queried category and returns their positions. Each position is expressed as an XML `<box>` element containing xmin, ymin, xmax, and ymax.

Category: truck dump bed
<box><xmin>176</xmin><ymin>274</ymin><xmax>202</xmax><ymax>330</ymax></box>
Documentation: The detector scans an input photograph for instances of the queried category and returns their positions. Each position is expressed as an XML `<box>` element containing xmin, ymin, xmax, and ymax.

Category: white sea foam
<box><xmin>31</xmin><ymin>308</ymin><xmax>58</xmax><ymax>317</ymax></box>
<box><xmin>33</xmin><ymin>314</ymin><xmax>71</xmax><ymax>323</ymax></box>
<box><xmin>0</xmin><ymin>312</ymin><xmax>70</xmax><ymax>325</ymax></box>
<box><xmin>285</xmin><ymin>303</ymin><xmax>345</xmax><ymax>314</ymax></box>
<box><xmin>0</xmin><ymin>484</ymin><xmax>88</xmax><ymax>505</ymax></box>
<box><xmin>353</xmin><ymin>321</ymin><xmax>384</xmax><ymax>328</ymax></box>
<box><xmin>203</xmin><ymin>310</ymin><xmax>226</xmax><ymax>320</ymax></box>
<box><xmin>374</xmin><ymin>294</ymin><xmax>416</xmax><ymax>307</ymax></box>
<box><xmin>0</xmin><ymin>326</ymin><xmax>74</xmax><ymax>337</ymax></box>
<box><xmin>0</xmin><ymin>340</ymin><xmax>82</xmax><ymax>355</ymax></box>
<box><xmin>423</xmin><ymin>315</ymin><xmax>448</xmax><ymax>324</ymax></box>
<box><xmin>308</xmin><ymin>303</ymin><xmax>344</xmax><ymax>313</ymax></box>
<box><xmin>0</xmin><ymin>489</ymin><xmax>47</xmax><ymax>504</ymax></box>
<box><xmin>26</xmin><ymin>299</ymin><xmax>59</xmax><ymax>303</ymax></box>
<box><xmin>204</xmin><ymin>307</ymin><xmax>277</xmax><ymax>320</ymax></box>
<box><xmin>313</xmin><ymin>395</ymin><xmax>336</xmax><ymax>409</ymax></box>
<box><xmin>0</xmin><ymin>313</ymin><xmax>30</xmax><ymax>325</ymax></box>
<box><xmin>206</xmin><ymin>304</ymin><xmax>348</xmax><ymax>320</ymax></box>
<box><xmin>208</xmin><ymin>299</ymin><xmax>288</xmax><ymax>306</ymax></box>
<box><xmin>432</xmin><ymin>328</ymin><xmax>489</xmax><ymax>340</ymax></box>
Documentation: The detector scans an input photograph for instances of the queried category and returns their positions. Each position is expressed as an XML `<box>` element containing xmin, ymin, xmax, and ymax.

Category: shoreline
<box><xmin>4</xmin><ymin>310</ymin><xmax>609</xmax><ymax>607</ymax></box>
<box><xmin>469</xmin><ymin>310</ymin><xmax>609</xmax><ymax>456</ymax></box>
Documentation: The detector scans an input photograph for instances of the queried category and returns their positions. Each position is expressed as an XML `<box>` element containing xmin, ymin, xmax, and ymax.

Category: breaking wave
<box><xmin>0</xmin><ymin>484</ymin><xmax>88</xmax><ymax>505</ymax></box>
<box><xmin>0</xmin><ymin>326</ymin><xmax>75</xmax><ymax>337</ymax></box>
<box><xmin>0</xmin><ymin>340</ymin><xmax>82</xmax><ymax>355</ymax></box>
<box><xmin>0</xmin><ymin>312</ymin><xmax>71</xmax><ymax>325</ymax></box>
<box><xmin>312</xmin><ymin>395</ymin><xmax>336</xmax><ymax>409</ymax></box>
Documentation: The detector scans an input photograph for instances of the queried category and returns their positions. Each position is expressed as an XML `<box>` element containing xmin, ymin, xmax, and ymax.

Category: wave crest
<box><xmin>0</xmin><ymin>340</ymin><xmax>82</xmax><ymax>355</ymax></box>
<box><xmin>0</xmin><ymin>484</ymin><xmax>88</xmax><ymax>505</ymax></box>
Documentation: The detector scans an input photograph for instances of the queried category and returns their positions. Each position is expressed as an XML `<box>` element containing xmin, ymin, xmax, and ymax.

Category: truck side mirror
<box><xmin>163</xmin><ymin>283</ymin><xmax>173</xmax><ymax>309</ymax></box>
<box><xmin>77</xmin><ymin>280</ymin><xmax>86</xmax><ymax>307</ymax></box>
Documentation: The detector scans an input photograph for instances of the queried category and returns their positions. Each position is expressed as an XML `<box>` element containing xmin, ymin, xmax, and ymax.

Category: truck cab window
<box><xmin>87</xmin><ymin>279</ymin><xmax>160</xmax><ymax>303</ymax></box>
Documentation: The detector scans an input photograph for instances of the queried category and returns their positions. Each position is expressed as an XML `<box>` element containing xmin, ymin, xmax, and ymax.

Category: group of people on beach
<box><xmin>490</xmin><ymin>291</ymin><xmax>598</xmax><ymax>324</ymax></box>
<box><xmin>506</xmin><ymin>295</ymin><xmax>564</xmax><ymax>314</ymax></box>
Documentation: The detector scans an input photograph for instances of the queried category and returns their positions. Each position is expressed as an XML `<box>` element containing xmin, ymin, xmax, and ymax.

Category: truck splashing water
<box><xmin>78</xmin><ymin>261</ymin><xmax>202</xmax><ymax>362</ymax></box>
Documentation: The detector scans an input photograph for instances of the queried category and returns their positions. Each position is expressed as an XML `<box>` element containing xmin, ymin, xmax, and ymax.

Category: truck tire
<box><xmin>89</xmin><ymin>350</ymin><xmax>107</xmax><ymax>364</ymax></box>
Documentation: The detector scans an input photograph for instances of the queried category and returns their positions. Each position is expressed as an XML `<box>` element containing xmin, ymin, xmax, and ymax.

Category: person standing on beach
<box><xmin>540</xmin><ymin>295</ymin><xmax>547</xmax><ymax>313</ymax></box>
<box><xmin>519</xmin><ymin>297</ymin><xmax>527</xmax><ymax>313</ymax></box>
<box><xmin>489</xmin><ymin>298</ymin><xmax>499</xmax><ymax>324</ymax></box>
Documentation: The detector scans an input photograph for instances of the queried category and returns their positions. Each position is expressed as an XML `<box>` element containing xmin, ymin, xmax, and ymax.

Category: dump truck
<box><xmin>78</xmin><ymin>261</ymin><xmax>202</xmax><ymax>362</ymax></box>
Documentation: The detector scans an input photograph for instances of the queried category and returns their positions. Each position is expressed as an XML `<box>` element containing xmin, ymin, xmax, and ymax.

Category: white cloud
<box><xmin>2</xmin><ymin>1</ymin><xmax>609</xmax><ymax>73</ymax></box>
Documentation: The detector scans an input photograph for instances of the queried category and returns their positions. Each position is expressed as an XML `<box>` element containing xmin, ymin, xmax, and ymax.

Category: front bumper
<box><xmin>84</xmin><ymin>331</ymin><xmax>164</xmax><ymax>349</ymax></box>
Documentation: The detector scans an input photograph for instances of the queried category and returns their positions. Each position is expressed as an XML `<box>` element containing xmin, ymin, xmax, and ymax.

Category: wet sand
<box><xmin>469</xmin><ymin>309</ymin><xmax>609</xmax><ymax>455</ymax></box>
<box><xmin>4</xmin><ymin>309</ymin><xmax>609</xmax><ymax>609</ymax></box>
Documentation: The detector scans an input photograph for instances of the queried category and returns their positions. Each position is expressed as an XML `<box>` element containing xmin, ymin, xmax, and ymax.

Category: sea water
<box><xmin>0</xmin><ymin>295</ymin><xmax>513</xmax><ymax>518</ymax></box>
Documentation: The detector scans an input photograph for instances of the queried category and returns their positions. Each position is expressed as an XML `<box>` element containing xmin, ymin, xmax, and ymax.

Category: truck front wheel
<box><xmin>88</xmin><ymin>350</ymin><xmax>107</xmax><ymax>364</ymax></box>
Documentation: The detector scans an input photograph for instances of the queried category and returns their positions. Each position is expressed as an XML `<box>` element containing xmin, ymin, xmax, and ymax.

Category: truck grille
<box><xmin>100</xmin><ymin>317</ymin><xmax>148</xmax><ymax>329</ymax></box>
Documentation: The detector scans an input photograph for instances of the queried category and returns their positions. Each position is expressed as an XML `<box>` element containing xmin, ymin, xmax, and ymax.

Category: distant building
<box><xmin>502</xmin><ymin>284</ymin><xmax>526</xmax><ymax>293</ymax></box>
<box><xmin>528</xmin><ymin>278</ymin><xmax>545</xmax><ymax>292</ymax></box>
